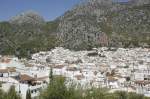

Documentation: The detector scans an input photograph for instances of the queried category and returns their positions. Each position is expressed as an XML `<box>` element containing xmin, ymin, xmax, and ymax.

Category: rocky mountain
<box><xmin>57</xmin><ymin>0</ymin><xmax>150</xmax><ymax>50</ymax></box>
<box><xmin>0</xmin><ymin>0</ymin><xmax>150</xmax><ymax>57</ymax></box>
<box><xmin>0</xmin><ymin>11</ymin><xmax>57</xmax><ymax>57</ymax></box>
<box><xmin>130</xmin><ymin>0</ymin><xmax>150</xmax><ymax>5</ymax></box>
<box><xmin>9</xmin><ymin>11</ymin><xmax>45</xmax><ymax>26</ymax></box>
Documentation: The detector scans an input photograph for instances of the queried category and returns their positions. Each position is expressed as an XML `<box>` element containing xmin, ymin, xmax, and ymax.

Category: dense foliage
<box><xmin>0</xmin><ymin>20</ymin><xmax>59</xmax><ymax>58</ymax></box>
<box><xmin>39</xmin><ymin>76</ymin><xmax>150</xmax><ymax>99</ymax></box>
<box><xmin>1</xmin><ymin>0</ymin><xmax>150</xmax><ymax>56</ymax></box>
<box><xmin>0</xmin><ymin>85</ymin><xmax>21</xmax><ymax>99</ymax></box>
<box><xmin>26</xmin><ymin>89</ymin><xmax>32</xmax><ymax>99</ymax></box>
<box><xmin>58</xmin><ymin>0</ymin><xmax>150</xmax><ymax>49</ymax></box>
<box><xmin>0</xmin><ymin>75</ymin><xmax>150</xmax><ymax>99</ymax></box>
<box><xmin>39</xmin><ymin>69</ymin><xmax>150</xmax><ymax>99</ymax></box>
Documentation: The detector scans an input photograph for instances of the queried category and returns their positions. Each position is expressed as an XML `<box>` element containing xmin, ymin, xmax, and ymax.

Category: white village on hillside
<box><xmin>0</xmin><ymin>47</ymin><xmax>150</xmax><ymax>99</ymax></box>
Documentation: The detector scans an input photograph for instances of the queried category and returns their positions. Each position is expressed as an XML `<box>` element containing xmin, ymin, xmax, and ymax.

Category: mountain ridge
<box><xmin>57</xmin><ymin>0</ymin><xmax>150</xmax><ymax>50</ymax></box>
<box><xmin>0</xmin><ymin>0</ymin><xmax>150</xmax><ymax>57</ymax></box>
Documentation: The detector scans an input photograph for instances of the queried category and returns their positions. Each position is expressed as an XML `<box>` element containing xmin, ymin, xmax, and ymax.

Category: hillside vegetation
<box><xmin>0</xmin><ymin>0</ymin><xmax>150</xmax><ymax>57</ymax></box>
<box><xmin>0</xmin><ymin>11</ymin><xmax>59</xmax><ymax>58</ymax></box>
<box><xmin>58</xmin><ymin>0</ymin><xmax>150</xmax><ymax>50</ymax></box>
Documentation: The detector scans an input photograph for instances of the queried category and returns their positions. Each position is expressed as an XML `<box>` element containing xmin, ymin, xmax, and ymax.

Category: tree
<box><xmin>111</xmin><ymin>69</ymin><xmax>115</xmax><ymax>76</ymax></box>
<box><xmin>49</xmin><ymin>67</ymin><xmax>53</xmax><ymax>82</ymax></box>
<box><xmin>7</xmin><ymin>85</ymin><xmax>21</xmax><ymax>99</ymax></box>
<box><xmin>128</xmin><ymin>92</ymin><xmax>144</xmax><ymax>99</ymax></box>
<box><xmin>39</xmin><ymin>76</ymin><xmax>67</xmax><ymax>99</ymax></box>
<box><xmin>39</xmin><ymin>69</ymin><xmax>150</xmax><ymax>99</ymax></box>
<box><xmin>83</xmin><ymin>88</ymin><xmax>109</xmax><ymax>99</ymax></box>
<box><xmin>0</xmin><ymin>88</ymin><xmax>6</xmax><ymax>99</ymax></box>
<box><xmin>26</xmin><ymin>89</ymin><xmax>32</xmax><ymax>99</ymax></box>
<box><xmin>115</xmin><ymin>91</ymin><xmax>128</xmax><ymax>99</ymax></box>
<box><xmin>0</xmin><ymin>81</ymin><xmax>2</xmax><ymax>87</ymax></box>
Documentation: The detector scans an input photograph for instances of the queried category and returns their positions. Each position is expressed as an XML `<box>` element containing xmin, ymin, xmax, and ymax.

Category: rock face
<box><xmin>9</xmin><ymin>11</ymin><xmax>45</xmax><ymax>26</ymax></box>
<box><xmin>57</xmin><ymin>0</ymin><xmax>150</xmax><ymax>50</ymax></box>
<box><xmin>0</xmin><ymin>0</ymin><xmax>150</xmax><ymax>56</ymax></box>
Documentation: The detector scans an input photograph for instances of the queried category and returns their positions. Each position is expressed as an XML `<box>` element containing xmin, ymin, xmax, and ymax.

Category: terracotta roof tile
<box><xmin>0</xmin><ymin>69</ymin><xmax>8</xmax><ymax>73</ymax></box>
<box><xmin>19</xmin><ymin>74</ymin><xmax>35</xmax><ymax>81</ymax></box>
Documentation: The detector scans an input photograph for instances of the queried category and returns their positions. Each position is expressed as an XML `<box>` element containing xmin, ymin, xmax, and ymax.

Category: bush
<box><xmin>7</xmin><ymin>85</ymin><xmax>21</xmax><ymax>99</ymax></box>
<box><xmin>38</xmin><ymin>69</ymin><xmax>150</xmax><ymax>99</ymax></box>
<box><xmin>26</xmin><ymin>89</ymin><xmax>32</xmax><ymax>99</ymax></box>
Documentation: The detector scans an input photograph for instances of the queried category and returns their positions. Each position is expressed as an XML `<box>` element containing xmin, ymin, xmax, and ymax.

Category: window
<box><xmin>144</xmin><ymin>78</ymin><xmax>148</xmax><ymax>80</ymax></box>
<box><xmin>0</xmin><ymin>73</ymin><xmax>3</xmax><ymax>77</ymax></box>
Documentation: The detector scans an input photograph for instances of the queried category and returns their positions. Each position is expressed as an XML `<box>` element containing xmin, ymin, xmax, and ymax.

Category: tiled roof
<box><xmin>36</xmin><ymin>76</ymin><xmax>49</xmax><ymax>81</ymax></box>
<box><xmin>66</xmin><ymin>67</ymin><xmax>78</xmax><ymax>71</ymax></box>
<box><xmin>107</xmin><ymin>76</ymin><xmax>118</xmax><ymax>82</ymax></box>
<box><xmin>19</xmin><ymin>74</ymin><xmax>35</xmax><ymax>81</ymax></box>
<box><xmin>53</xmin><ymin>65</ymin><xmax>64</xmax><ymax>69</ymax></box>
<box><xmin>7</xmin><ymin>67</ymin><xmax>16</xmax><ymax>72</ymax></box>
<box><xmin>0</xmin><ymin>69</ymin><xmax>8</xmax><ymax>73</ymax></box>
<box><xmin>134</xmin><ymin>80</ymin><xmax>150</xmax><ymax>85</ymax></box>
<box><xmin>74</xmin><ymin>75</ymin><xmax>84</xmax><ymax>80</ymax></box>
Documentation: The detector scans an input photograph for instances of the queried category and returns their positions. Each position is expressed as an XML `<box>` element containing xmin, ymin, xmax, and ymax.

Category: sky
<box><xmin>0</xmin><ymin>0</ymin><xmax>81</xmax><ymax>21</ymax></box>
<box><xmin>0</xmin><ymin>0</ymin><xmax>128</xmax><ymax>21</ymax></box>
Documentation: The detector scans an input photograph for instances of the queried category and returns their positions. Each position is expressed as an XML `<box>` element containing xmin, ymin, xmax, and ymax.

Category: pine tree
<box><xmin>0</xmin><ymin>88</ymin><xmax>6</xmax><ymax>99</ymax></box>
<box><xmin>26</xmin><ymin>89</ymin><xmax>32</xmax><ymax>99</ymax></box>
<box><xmin>0</xmin><ymin>81</ymin><xmax>2</xmax><ymax>87</ymax></box>
<box><xmin>49</xmin><ymin>67</ymin><xmax>53</xmax><ymax>82</ymax></box>
<box><xmin>7</xmin><ymin>85</ymin><xmax>21</xmax><ymax>99</ymax></box>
